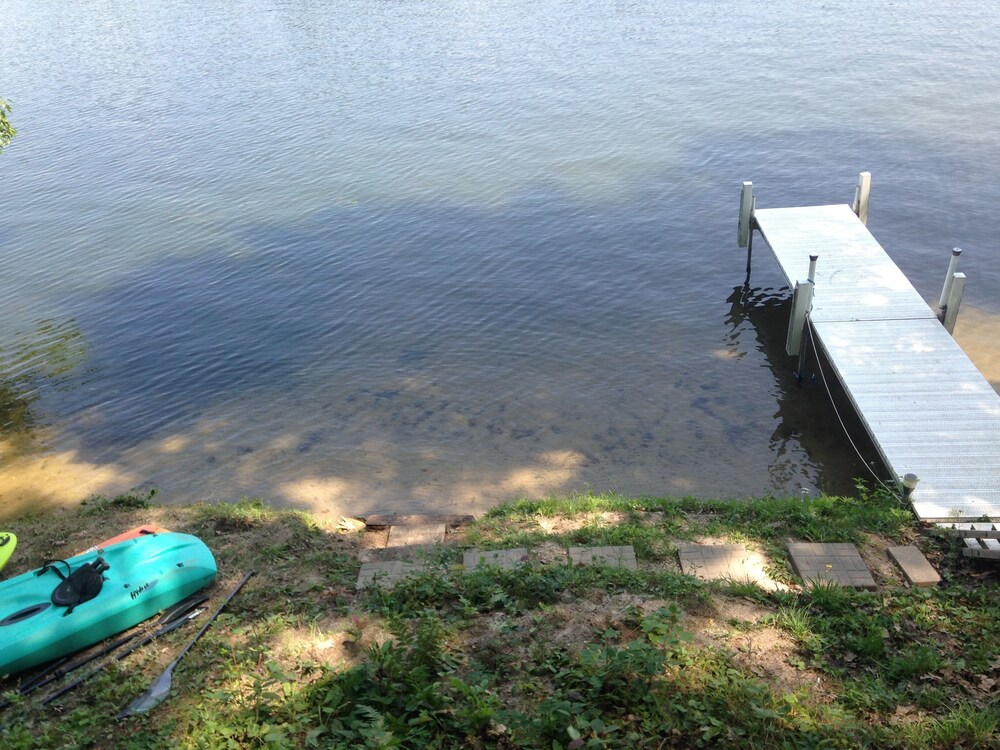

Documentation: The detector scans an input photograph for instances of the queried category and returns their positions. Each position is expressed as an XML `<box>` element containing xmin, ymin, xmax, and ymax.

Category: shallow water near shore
<box><xmin>1</xmin><ymin>0</ymin><xmax>999</xmax><ymax>519</ymax></box>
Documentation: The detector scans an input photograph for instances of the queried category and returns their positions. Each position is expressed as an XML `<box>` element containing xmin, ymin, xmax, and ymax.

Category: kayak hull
<box><xmin>0</xmin><ymin>532</ymin><xmax>216</xmax><ymax>677</ymax></box>
<box><xmin>83</xmin><ymin>524</ymin><xmax>171</xmax><ymax>554</ymax></box>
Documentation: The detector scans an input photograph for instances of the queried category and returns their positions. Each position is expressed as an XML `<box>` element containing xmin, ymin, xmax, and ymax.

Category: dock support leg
<box><xmin>787</xmin><ymin>255</ymin><xmax>818</xmax><ymax>385</ymax></box>
<box><xmin>795</xmin><ymin>323</ymin><xmax>811</xmax><ymax>386</ymax></box>
<box><xmin>942</xmin><ymin>272</ymin><xmax>967</xmax><ymax>334</ymax></box>
<box><xmin>739</xmin><ymin>182</ymin><xmax>755</xmax><ymax>280</ymax></box>
<box><xmin>938</xmin><ymin>248</ymin><xmax>963</xmax><ymax>313</ymax></box>
<box><xmin>852</xmin><ymin>171</ymin><xmax>871</xmax><ymax>225</ymax></box>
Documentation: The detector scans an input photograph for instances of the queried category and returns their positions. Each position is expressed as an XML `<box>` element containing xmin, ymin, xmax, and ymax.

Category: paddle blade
<box><xmin>117</xmin><ymin>663</ymin><xmax>176</xmax><ymax>718</ymax></box>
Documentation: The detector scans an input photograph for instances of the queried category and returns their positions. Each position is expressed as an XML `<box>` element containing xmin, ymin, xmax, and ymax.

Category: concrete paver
<box><xmin>463</xmin><ymin>548</ymin><xmax>528</xmax><ymax>570</ymax></box>
<box><xmin>788</xmin><ymin>542</ymin><xmax>876</xmax><ymax>589</ymax></box>
<box><xmin>386</xmin><ymin>524</ymin><xmax>445</xmax><ymax>548</ymax></box>
<box><xmin>356</xmin><ymin>561</ymin><xmax>426</xmax><ymax>590</ymax></box>
<box><xmin>678</xmin><ymin>543</ymin><xmax>786</xmax><ymax>592</ymax></box>
<box><xmin>568</xmin><ymin>545</ymin><xmax>637</xmax><ymax>570</ymax></box>
<box><xmin>888</xmin><ymin>545</ymin><xmax>941</xmax><ymax>587</ymax></box>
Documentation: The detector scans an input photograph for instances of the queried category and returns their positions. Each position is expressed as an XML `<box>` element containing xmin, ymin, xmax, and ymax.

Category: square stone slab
<box><xmin>678</xmin><ymin>544</ymin><xmax>786</xmax><ymax>591</ymax></box>
<box><xmin>386</xmin><ymin>524</ymin><xmax>445</xmax><ymax>549</ymax></box>
<box><xmin>788</xmin><ymin>542</ymin><xmax>876</xmax><ymax>589</ymax></box>
<box><xmin>356</xmin><ymin>561</ymin><xmax>426</xmax><ymax>590</ymax></box>
<box><xmin>568</xmin><ymin>545</ymin><xmax>637</xmax><ymax>570</ymax></box>
<box><xmin>463</xmin><ymin>548</ymin><xmax>528</xmax><ymax>570</ymax></box>
<box><xmin>888</xmin><ymin>546</ymin><xmax>941</xmax><ymax>587</ymax></box>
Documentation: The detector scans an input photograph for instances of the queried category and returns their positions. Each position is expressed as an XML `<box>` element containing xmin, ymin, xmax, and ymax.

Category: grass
<box><xmin>0</xmin><ymin>487</ymin><xmax>998</xmax><ymax>748</ymax></box>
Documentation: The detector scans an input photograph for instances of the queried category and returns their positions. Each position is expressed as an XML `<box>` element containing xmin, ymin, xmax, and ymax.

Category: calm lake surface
<box><xmin>2</xmin><ymin>0</ymin><xmax>999</xmax><ymax>520</ymax></box>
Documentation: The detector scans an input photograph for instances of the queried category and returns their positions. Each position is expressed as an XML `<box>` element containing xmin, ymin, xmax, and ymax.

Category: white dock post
<box><xmin>785</xmin><ymin>254</ymin><xmax>818</xmax><ymax>359</ymax></box>
<box><xmin>938</xmin><ymin>248</ymin><xmax>963</xmax><ymax>313</ymax></box>
<box><xmin>942</xmin><ymin>272</ymin><xmax>967</xmax><ymax>334</ymax></box>
<box><xmin>852</xmin><ymin>171</ymin><xmax>872</xmax><ymax>225</ymax></box>
<box><xmin>738</xmin><ymin>182</ymin><xmax>754</xmax><ymax>249</ymax></box>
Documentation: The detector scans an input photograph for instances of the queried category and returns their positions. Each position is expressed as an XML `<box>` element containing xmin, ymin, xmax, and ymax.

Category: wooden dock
<box><xmin>739</xmin><ymin>177</ymin><xmax>1000</xmax><ymax>523</ymax></box>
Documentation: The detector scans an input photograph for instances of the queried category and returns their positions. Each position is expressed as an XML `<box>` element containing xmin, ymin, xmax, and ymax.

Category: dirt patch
<box><xmin>530</xmin><ymin>540</ymin><xmax>569</xmax><ymax>565</ymax></box>
<box><xmin>857</xmin><ymin>532</ymin><xmax>907</xmax><ymax>588</ymax></box>
<box><xmin>725</xmin><ymin>626</ymin><xmax>828</xmax><ymax>696</ymax></box>
<box><xmin>638</xmin><ymin>511</ymin><xmax>666</xmax><ymax>526</ymax></box>
<box><xmin>642</xmin><ymin>551</ymin><xmax>684</xmax><ymax>575</ymax></box>
<box><xmin>463</xmin><ymin>592</ymin><xmax>654</xmax><ymax>673</ymax></box>
<box><xmin>710</xmin><ymin>594</ymin><xmax>774</xmax><ymax>626</ymax></box>
<box><xmin>358</xmin><ymin>527</ymin><xmax>389</xmax><ymax>550</ymax></box>
<box><xmin>683</xmin><ymin>601</ymin><xmax>831</xmax><ymax>698</ymax></box>
<box><xmin>535</xmin><ymin>511</ymin><xmax>628</xmax><ymax>534</ymax></box>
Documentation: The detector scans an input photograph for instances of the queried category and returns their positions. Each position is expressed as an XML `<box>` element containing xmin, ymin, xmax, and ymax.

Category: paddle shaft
<box><xmin>8</xmin><ymin>592</ymin><xmax>208</xmax><ymax>701</ymax></box>
<box><xmin>118</xmin><ymin>570</ymin><xmax>255</xmax><ymax>718</ymax></box>
<box><xmin>173</xmin><ymin>571</ymin><xmax>255</xmax><ymax>667</ymax></box>
<box><xmin>40</xmin><ymin>610</ymin><xmax>202</xmax><ymax>706</ymax></box>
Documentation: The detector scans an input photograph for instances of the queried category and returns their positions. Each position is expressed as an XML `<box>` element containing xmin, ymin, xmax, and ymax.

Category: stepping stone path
<box><xmin>568</xmin><ymin>546</ymin><xmax>637</xmax><ymax>570</ymax></box>
<box><xmin>463</xmin><ymin>548</ymin><xmax>528</xmax><ymax>570</ymax></box>
<box><xmin>787</xmin><ymin>542</ymin><xmax>876</xmax><ymax>590</ymax></box>
<box><xmin>677</xmin><ymin>543</ymin><xmax>786</xmax><ymax>592</ymax></box>
<box><xmin>355</xmin><ymin>543</ymin><xmax>643</xmax><ymax>589</ymax></box>
<box><xmin>888</xmin><ymin>545</ymin><xmax>940</xmax><ymax>587</ymax></box>
<box><xmin>354</xmin><ymin>513</ymin><xmax>472</xmax><ymax>589</ymax></box>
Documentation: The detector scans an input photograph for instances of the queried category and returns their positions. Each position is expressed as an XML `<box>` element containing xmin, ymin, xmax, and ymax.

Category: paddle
<box><xmin>40</xmin><ymin>607</ymin><xmax>205</xmax><ymax>706</ymax></box>
<box><xmin>117</xmin><ymin>571</ymin><xmax>255</xmax><ymax>719</ymax></box>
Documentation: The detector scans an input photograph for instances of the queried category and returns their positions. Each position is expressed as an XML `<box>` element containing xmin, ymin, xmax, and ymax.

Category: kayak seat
<box><xmin>38</xmin><ymin>557</ymin><xmax>111</xmax><ymax>616</ymax></box>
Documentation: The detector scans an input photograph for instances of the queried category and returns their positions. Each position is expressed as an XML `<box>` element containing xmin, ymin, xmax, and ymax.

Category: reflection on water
<box><xmin>0</xmin><ymin>319</ymin><xmax>87</xmax><ymax>449</ymax></box>
<box><xmin>726</xmin><ymin>285</ymin><xmax>881</xmax><ymax>489</ymax></box>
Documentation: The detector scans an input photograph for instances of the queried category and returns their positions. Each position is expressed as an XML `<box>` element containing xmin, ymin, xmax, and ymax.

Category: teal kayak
<box><xmin>0</xmin><ymin>532</ymin><xmax>216</xmax><ymax>677</ymax></box>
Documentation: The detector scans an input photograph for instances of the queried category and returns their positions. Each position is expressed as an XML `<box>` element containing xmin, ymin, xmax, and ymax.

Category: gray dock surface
<box><xmin>753</xmin><ymin>203</ymin><xmax>1000</xmax><ymax>521</ymax></box>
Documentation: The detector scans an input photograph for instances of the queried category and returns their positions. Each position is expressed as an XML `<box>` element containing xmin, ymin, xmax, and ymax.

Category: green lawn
<box><xmin>1</xmin><ymin>487</ymin><xmax>998</xmax><ymax>749</ymax></box>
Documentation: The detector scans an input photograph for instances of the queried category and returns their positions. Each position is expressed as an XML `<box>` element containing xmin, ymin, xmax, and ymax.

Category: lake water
<box><xmin>2</xmin><ymin>0</ymin><xmax>998</xmax><ymax>521</ymax></box>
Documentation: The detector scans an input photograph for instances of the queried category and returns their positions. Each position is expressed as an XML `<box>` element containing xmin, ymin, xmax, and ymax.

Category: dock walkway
<box><xmin>741</xmin><ymin>185</ymin><xmax>1000</xmax><ymax>522</ymax></box>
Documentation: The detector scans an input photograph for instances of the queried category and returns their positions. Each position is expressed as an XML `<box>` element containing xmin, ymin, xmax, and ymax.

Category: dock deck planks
<box><xmin>751</xmin><ymin>202</ymin><xmax>1000</xmax><ymax>521</ymax></box>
